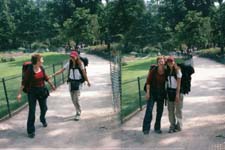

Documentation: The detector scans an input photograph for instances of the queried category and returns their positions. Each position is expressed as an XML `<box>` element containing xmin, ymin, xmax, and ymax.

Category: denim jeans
<box><xmin>27</xmin><ymin>87</ymin><xmax>48</xmax><ymax>134</ymax></box>
<box><xmin>142</xmin><ymin>94</ymin><xmax>164</xmax><ymax>132</ymax></box>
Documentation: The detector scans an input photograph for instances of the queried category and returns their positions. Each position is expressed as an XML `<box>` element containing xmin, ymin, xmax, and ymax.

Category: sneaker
<box><xmin>168</xmin><ymin>128</ymin><xmax>176</xmax><ymax>133</ymax></box>
<box><xmin>74</xmin><ymin>113</ymin><xmax>80</xmax><ymax>121</ymax></box>
<box><xmin>175</xmin><ymin>125</ymin><xmax>182</xmax><ymax>132</ymax></box>
<box><xmin>143</xmin><ymin>130</ymin><xmax>149</xmax><ymax>135</ymax></box>
<box><xmin>28</xmin><ymin>133</ymin><xmax>35</xmax><ymax>138</ymax></box>
<box><xmin>42</xmin><ymin>122</ymin><xmax>48</xmax><ymax>127</ymax></box>
<box><xmin>154</xmin><ymin>129</ymin><xmax>162</xmax><ymax>134</ymax></box>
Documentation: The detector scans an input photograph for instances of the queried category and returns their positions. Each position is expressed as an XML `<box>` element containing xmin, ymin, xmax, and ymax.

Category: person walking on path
<box><xmin>51</xmin><ymin>51</ymin><xmax>91</xmax><ymax>121</ymax></box>
<box><xmin>165</xmin><ymin>56</ymin><xmax>183</xmax><ymax>133</ymax></box>
<box><xmin>142</xmin><ymin>56</ymin><xmax>167</xmax><ymax>134</ymax></box>
<box><xmin>17</xmin><ymin>54</ymin><xmax>56</xmax><ymax>138</ymax></box>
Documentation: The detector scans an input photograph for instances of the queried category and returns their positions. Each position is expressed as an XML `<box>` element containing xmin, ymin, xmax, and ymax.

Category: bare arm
<box><xmin>146</xmin><ymin>84</ymin><xmax>150</xmax><ymax>100</ymax></box>
<box><xmin>81</xmin><ymin>69</ymin><xmax>91</xmax><ymax>87</ymax></box>
<box><xmin>47</xmin><ymin>79</ymin><xmax>56</xmax><ymax>90</ymax></box>
<box><xmin>16</xmin><ymin>84</ymin><xmax>24</xmax><ymax>102</ymax></box>
<box><xmin>51</xmin><ymin>68</ymin><xmax>65</xmax><ymax>78</ymax></box>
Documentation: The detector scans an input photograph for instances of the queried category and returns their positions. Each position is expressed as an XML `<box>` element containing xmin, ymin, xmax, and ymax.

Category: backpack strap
<box><xmin>67</xmin><ymin>60</ymin><xmax>85</xmax><ymax>83</ymax></box>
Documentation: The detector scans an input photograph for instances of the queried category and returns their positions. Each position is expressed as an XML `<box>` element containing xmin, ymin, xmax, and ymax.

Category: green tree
<box><xmin>63</xmin><ymin>8</ymin><xmax>99</xmax><ymax>45</ymax></box>
<box><xmin>105</xmin><ymin>0</ymin><xmax>146</xmax><ymax>52</ymax></box>
<box><xmin>212</xmin><ymin>2</ymin><xmax>225</xmax><ymax>53</ymax></box>
<box><xmin>175</xmin><ymin>11</ymin><xmax>211</xmax><ymax>49</ymax></box>
<box><xmin>0</xmin><ymin>0</ymin><xmax>15</xmax><ymax>50</ymax></box>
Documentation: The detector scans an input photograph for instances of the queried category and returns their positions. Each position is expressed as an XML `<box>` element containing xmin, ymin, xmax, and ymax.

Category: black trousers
<box><xmin>27</xmin><ymin>87</ymin><xmax>48</xmax><ymax>134</ymax></box>
<box><xmin>142</xmin><ymin>94</ymin><xmax>164</xmax><ymax>132</ymax></box>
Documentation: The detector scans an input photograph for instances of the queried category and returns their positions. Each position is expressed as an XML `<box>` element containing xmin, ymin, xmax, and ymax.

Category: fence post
<box><xmin>61</xmin><ymin>62</ymin><xmax>65</xmax><ymax>83</ymax></box>
<box><xmin>52</xmin><ymin>64</ymin><xmax>56</xmax><ymax>87</ymax></box>
<box><xmin>2</xmin><ymin>78</ymin><xmax>11</xmax><ymax>117</ymax></box>
<box><xmin>137</xmin><ymin>77</ymin><xmax>142</xmax><ymax>110</ymax></box>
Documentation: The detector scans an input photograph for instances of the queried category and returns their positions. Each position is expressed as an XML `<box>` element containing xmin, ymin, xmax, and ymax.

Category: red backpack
<box><xmin>22</xmin><ymin>62</ymin><xmax>45</xmax><ymax>93</ymax></box>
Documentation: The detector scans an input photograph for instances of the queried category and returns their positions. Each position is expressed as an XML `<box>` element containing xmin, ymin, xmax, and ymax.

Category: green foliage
<box><xmin>63</xmin><ymin>8</ymin><xmax>99</xmax><ymax>45</ymax></box>
<box><xmin>175</xmin><ymin>11</ymin><xmax>211</xmax><ymax>49</ymax></box>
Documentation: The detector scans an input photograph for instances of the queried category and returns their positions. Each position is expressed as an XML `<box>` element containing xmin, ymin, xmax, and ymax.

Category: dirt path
<box><xmin>0</xmin><ymin>53</ymin><xmax>121</xmax><ymax>149</ymax></box>
<box><xmin>1</xmin><ymin>55</ymin><xmax>225</xmax><ymax>150</ymax></box>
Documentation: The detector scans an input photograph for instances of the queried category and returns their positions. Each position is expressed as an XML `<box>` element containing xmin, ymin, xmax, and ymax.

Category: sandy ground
<box><xmin>1</xmin><ymin>55</ymin><xmax>225</xmax><ymax>150</ymax></box>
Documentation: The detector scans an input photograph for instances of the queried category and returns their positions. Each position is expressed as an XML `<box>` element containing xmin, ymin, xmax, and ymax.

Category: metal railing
<box><xmin>121</xmin><ymin>76</ymin><xmax>146</xmax><ymax>123</ymax></box>
<box><xmin>110</xmin><ymin>50</ymin><xmax>121</xmax><ymax>114</ymax></box>
<box><xmin>0</xmin><ymin>61</ymin><xmax>67</xmax><ymax>120</ymax></box>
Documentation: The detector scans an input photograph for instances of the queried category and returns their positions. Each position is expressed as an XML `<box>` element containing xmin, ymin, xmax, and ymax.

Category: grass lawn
<box><xmin>0</xmin><ymin>52</ymin><xmax>69</xmax><ymax>78</ymax></box>
<box><xmin>0</xmin><ymin>52</ymin><xmax>69</xmax><ymax>119</ymax></box>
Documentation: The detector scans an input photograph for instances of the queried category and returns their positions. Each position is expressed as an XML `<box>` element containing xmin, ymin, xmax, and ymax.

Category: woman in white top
<box><xmin>52</xmin><ymin>51</ymin><xmax>91</xmax><ymax>121</ymax></box>
<box><xmin>166</xmin><ymin>56</ymin><xmax>183</xmax><ymax>133</ymax></box>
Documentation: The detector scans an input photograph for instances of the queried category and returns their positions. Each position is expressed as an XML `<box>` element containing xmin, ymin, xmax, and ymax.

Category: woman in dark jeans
<box><xmin>17</xmin><ymin>54</ymin><xmax>55</xmax><ymax>138</ymax></box>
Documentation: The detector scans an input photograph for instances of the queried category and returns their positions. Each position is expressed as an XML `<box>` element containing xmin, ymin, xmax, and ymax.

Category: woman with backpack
<box><xmin>51</xmin><ymin>51</ymin><xmax>91</xmax><ymax>121</ymax></box>
<box><xmin>165</xmin><ymin>56</ymin><xmax>183</xmax><ymax>133</ymax></box>
<box><xmin>17</xmin><ymin>54</ymin><xmax>56</xmax><ymax>138</ymax></box>
<box><xmin>142</xmin><ymin>56</ymin><xmax>167</xmax><ymax>134</ymax></box>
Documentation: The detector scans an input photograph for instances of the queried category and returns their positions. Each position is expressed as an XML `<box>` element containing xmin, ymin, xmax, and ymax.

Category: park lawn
<box><xmin>0</xmin><ymin>52</ymin><xmax>69</xmax><ymax>78</ymax></box>
<box><xmin>122</xmin><ymin>57</ymin><xmax>156</xmax><ymax>82</ymax></box>
<box><xmin>0</xmin><ymin>52</ymin><xmax>69</xmax><ymax>119</ymax></box>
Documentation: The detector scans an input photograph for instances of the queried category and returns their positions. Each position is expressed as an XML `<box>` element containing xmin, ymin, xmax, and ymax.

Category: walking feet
<box><xmin>143</xmin><ymin>130</ymin><xmax>149</xmax><ymax>135</ymax></box>
<box><xmin>74</xmin><ymin>113</ymin><xmax>80</xmax><ymax>121</ymax></box>
<box><xmin>154</xmin><ymin>129</ymin><xmax>162</xmax><ymax>134</ymax></box>
<box><xmin>168</xmin><ymin>128</ymin><xmax>176</xmax><ymax>133</ymax></box>
<box><xmin>42</xmin><ymin>121</ymin><xmax>48</xmax><ymax>127</ymax></box>
<box><xmin>28</xmin><ymin>133</ymin><xmax>35</xmax><ymax>138</ymax></box>
<box><xmin>143</xmin><ymin>130</ymin><xmax>162</xmax><ymax>135</ymax></box>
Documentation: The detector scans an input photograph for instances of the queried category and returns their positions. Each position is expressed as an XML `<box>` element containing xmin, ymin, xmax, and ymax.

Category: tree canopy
<box><xmin>0</xmin><ymin>0</ymin><xmax>224</xmax><ymax>53</ymax></box>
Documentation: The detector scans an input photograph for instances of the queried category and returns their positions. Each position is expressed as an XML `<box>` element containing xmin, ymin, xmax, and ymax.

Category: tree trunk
<box><xmin>221</xmin><ymin>45</ymin><xmax>224</xmax><ymax>54</ymax></box>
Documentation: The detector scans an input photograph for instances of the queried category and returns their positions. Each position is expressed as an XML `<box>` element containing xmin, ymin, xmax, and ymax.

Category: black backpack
<box><xmin>177</xmin><ymin>63</ymin><xmax>195</xmax><ymax>94</ymax></box>
<box><xmin>80</xmin><ymin>56</ymin><xmax>89</xmax><ymax>67</ymax></box>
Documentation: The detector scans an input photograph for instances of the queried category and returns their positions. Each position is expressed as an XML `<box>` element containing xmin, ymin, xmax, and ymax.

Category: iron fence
<box><xmin>121</xmin><ymin>76</ymin><xmax>146</xmax><ymax>123</ymax></box>
<box><xmin>110</xmin><ymin>50</ymin><xmax>121</xmax><ymax>114</ymax></box>
<box><xmin>0</xmin><ymin>61</ymin><xmax>67</xmax><ymax>120</ymax></box>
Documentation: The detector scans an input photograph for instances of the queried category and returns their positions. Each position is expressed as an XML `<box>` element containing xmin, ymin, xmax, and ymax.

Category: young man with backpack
<box><xmin>17</xmin><ymin>54</ymin><xmax>56</xmax><ymax>138</ymax></box>
<box><xmin>51</xmin><ymin>51</ymin><xmax>91</xmax><ymax>121</ymax></box>
<box><xmin>142</xmin><ymin>56</ymin><xmax>167</xmax><ymax>134</ymax></box>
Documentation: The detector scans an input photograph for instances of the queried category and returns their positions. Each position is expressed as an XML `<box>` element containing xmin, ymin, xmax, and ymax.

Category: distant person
<box><xmin>17</xmin><ymin>54</ymin><xmax>55</xmax><ymax>138</ymax></box>
<box><xmin>51</xmin><ymin>51</ymin><xmax>91</xmax><ymax>121</ymax></box>
<box><xmin>165</xmin><ymin>56</ymin><xmax>183</xmax><ymax>133</ymax></box>
<box><xmin>142</xmin><ymin>56</ymin><xmax>167</xmax><ymax>134</ymax></box>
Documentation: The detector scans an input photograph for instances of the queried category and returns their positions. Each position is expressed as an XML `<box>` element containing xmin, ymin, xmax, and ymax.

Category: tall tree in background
<box><xmin>106</xmin><ymin>0</ymin><xmax>146</xmax><ymax>52</ymax></box>
<box><xmin>175</xmin><ymin>11</ymin><xmax>211</xmax><ymax>49</ymax></box>
<box><xmin>214</xmin><ymin>2</ymin><xmax>225</xmax><ymax>54</ymax></box>
<box><xmin>0</xmin><ymin>0</ymin><xmax>15</xmax><ymax>50</ymax></box>
<box><xmin>184</xmin><ymin>0</ymin><xmax>215</xmax><ymax>16</ymax></box>
<box><xmin>63</xmin><ymin>8</ymin><xmax>99</xmax><ymax>46</ymax></box>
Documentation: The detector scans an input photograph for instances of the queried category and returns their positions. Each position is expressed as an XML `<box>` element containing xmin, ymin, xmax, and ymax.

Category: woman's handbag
<box><xmin>36</xmin><ymin>86</ymin><xmax>49</xmax><ymax>99</ymax></box>
<box><xmin>70</xmin><ymin>80</ymin><xmax>80</xmax><ymax>91</ymax></box>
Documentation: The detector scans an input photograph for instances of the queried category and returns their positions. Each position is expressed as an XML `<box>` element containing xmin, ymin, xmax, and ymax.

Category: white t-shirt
<box><xmin>63</xmin><ymin>61</ymin><xmax>85</xmax><ymax>80</ymax></box>
<box><xmin>167</xmin><ymin>69</ymin><xmax>182</xmax><ymax>89</ymax></box>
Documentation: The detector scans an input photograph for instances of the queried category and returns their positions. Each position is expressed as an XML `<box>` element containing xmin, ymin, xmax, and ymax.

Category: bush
<box><xmin>0</xmin><ymin>56</ymin><xmax>15</xmax><ymax>63</ymax></box>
